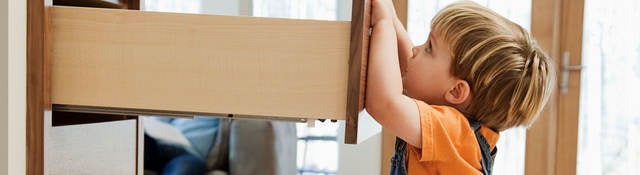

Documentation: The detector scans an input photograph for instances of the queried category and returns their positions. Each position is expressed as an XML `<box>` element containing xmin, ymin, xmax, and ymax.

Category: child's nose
<box><xmin>411</xmin><ymin>46</ymin><xmax>419</xmax><ymax>59</ymax></box>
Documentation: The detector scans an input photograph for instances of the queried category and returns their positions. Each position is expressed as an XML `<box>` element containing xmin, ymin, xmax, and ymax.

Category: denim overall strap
<box><xmin>468</xmin><ymin>118</ymin><xmax>496</xmax><ymax>175</ymax></box>
<box><xmin>389</xmin><ymin>137</ymin><xmax>408</xmax><ymax>175</ymax></box>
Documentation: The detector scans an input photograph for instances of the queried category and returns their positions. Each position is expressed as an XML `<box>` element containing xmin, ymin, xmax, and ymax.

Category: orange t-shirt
<box><xmin>406</xmin><ymin>100</ymin><xmax>500</xmax><ymax>175</ymax></box>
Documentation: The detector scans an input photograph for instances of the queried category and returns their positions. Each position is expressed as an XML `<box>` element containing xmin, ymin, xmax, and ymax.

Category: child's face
<box><xmin>402</xmin><ymin>31</ymin><xmax>457</xmax><ymax>105</ymax></box>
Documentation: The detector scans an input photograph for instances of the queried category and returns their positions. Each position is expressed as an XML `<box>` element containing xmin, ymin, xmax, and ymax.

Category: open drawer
<box><xmin>29</xmin><ymin>0</ymin><xmax>375</xmax><ymax>173</ymax></box>
<box><xmin>45</xmin><ymin>0</ymin><xmax>374</xmax><ymax>144</ymax></box>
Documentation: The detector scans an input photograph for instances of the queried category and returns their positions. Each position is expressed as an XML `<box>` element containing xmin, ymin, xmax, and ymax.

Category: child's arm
<box><xmin>367</xmin><ymin>0</ymin><xmax>422</xmax><ymax>148</ymax></box>
<box><xmin>393</xmin><ymin>16</ymin><xmax>413</xmax><ymax>76</ymax></box>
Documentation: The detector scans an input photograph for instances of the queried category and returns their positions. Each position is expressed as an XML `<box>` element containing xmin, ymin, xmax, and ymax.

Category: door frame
<box><xmin>526</xmin><ymin>0</ymin><xmax>585</xmax><ymax>174</ymax></box>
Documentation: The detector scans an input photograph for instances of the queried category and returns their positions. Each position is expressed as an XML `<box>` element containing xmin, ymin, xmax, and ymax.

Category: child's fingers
<box><xmin>371</xmin><ymin>0</ymin><xmax>396</xmax><ymax>26</ymax></box>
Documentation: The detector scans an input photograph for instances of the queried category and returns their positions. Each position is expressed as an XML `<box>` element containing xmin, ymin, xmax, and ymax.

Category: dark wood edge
<box><xmin>345</xmin><ymin>0</ymin><xmax>371</xmax><ymax>144</ymax></box>
<box><xmin>27</xmin><ymin>0</ymin><xmax>46</xmax><ymax>174</ymax></box>
<box><xmin>119</xmin><ymin>0</ymin><xmax>140</xmax><ymax>10</ymax></box>
<box><xmin>51</xmin><ymin>0</ymin><xmax>140</xmax><ymax>9</ymax></box>
<box><xmin>51</xmin><ymin>111</ymin><xmax>135</xmax><ymax>127</ymax></box>
<box><xmin>52</xmin><ymin>104</ymin><xmax>308</xmax><ymax>122</ymax></box>
<box><xmin>53</xmin><ymin>0</ymin><xmax>124</xmax><ymax>9</ymax></box>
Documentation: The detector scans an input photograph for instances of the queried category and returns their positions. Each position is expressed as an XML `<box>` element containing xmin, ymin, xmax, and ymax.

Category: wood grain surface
<box><xmin>50</xmin><ymin>6</ymin><xmax>352</xmax><ymax>120</ymax></box>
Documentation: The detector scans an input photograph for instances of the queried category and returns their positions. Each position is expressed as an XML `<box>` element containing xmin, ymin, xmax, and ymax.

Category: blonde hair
<box><xmin>431</xmin><ymin>1</ymin><xmax>555</xmax><ymax>131</ymax></box>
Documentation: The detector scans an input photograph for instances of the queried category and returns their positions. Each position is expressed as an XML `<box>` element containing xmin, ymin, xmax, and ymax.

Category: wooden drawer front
<box><xmin>49</xmin><ymin>6</ymin><xmax>351</xmax><ymax>120</ymax></box>
<box><xmin>45</xmin><ymin>119</ymin><xmax>137</xmax><ymax>175</ymax></box>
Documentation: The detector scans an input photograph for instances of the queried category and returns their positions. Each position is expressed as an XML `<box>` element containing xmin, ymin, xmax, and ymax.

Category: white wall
<box><xmin>338</xmin><ymin>110</ymin><xmax>382</xmax><ymax>174</ymax></box>
<box><xmin>2</xmin><ymin>0</ymin><xmax>27</xmax><ymax>174</ymax></box>
<box><xmin>337</xmin><ymin>121</ymin><xmax>382</xmax><ymax>175</ymax></box>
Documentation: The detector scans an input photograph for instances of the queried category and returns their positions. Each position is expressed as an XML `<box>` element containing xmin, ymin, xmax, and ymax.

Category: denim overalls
<box><xmin>389</xmin><ymin>118</ymin><xmax>497</xmax><ymax>175</ymax></box>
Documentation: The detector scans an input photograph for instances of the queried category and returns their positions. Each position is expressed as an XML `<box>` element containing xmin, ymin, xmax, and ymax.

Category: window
<box><xmin>296</xmin><ymin>122</ymin><xmax>340</xmax><ymax>175</ymax></box>
<box><xmin>577</xmin><ymin>0</ymin><xmax>640</xmax><ymax>174</ymax></box>
<box><xmin>253</xmin><ymin>0</ymin><xmax>338</xmax><ymax>20</ymax></box>
<box><xmin>142</xmin><ymin>0</ymin><xmax>201</xmax><ymax>13</ymax></box>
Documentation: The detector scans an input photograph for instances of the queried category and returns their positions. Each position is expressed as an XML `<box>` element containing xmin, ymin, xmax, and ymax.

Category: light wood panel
<box><xmin>526</xmin><ymin>0</ymin><xmax>561</xmax><ymax>174</ymax></box>
<box><xmin>527</xmin><ymin>0</ymin><xmax>585</xmax><ymax>174</ymax></box>
<box><xmin>554</xmin><ymin>0</ymin><xmax>584</xmax><ymax>174</ymax></box>
<box><xmin>50</xmin><ymin>6</ymin><xmax>351</xmax><ymax>120</ymax></box>
<box><xmin>392</xmin><ymin>0</ymin><xmax>407</xmax><ymax>27</ymax></box>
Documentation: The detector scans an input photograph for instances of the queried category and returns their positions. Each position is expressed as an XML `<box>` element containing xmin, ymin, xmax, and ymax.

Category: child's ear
<box><xmin>444</xmin><ymin>79</ymin><xmax>470</xmax><ymax>105</ymax></box>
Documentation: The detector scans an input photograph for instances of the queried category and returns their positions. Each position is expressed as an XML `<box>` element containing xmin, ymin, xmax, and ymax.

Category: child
<box><xmin>366</xmin><ymin>1</ymin><xmax>555</xmax><ymax>175</ymax></box>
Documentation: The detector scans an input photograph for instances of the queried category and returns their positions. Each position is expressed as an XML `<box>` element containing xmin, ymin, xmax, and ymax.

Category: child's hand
<box><xmin>371</xmin><ymin>0</ymin><xmax>396</xmax><ymax>27</ymax></box>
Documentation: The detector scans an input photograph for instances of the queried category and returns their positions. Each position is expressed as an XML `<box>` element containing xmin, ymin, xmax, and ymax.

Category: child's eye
<box><xmin>425</xmin><ymin>40</ymin><xmax>433</xmax><ymax>53</ymax></box>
